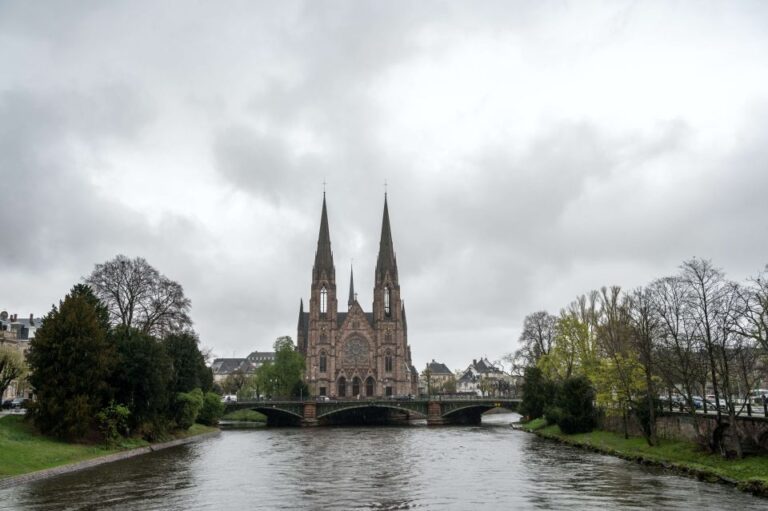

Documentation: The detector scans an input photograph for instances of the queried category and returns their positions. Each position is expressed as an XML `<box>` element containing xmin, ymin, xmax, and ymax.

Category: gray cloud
<box><xmin>2</xmin><ymin>1</ymin><xmax>768</xmax><ymax>371</ymax></box>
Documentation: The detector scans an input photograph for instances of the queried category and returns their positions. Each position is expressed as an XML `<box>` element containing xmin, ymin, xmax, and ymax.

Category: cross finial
<box><xmin>323</xmin><ymin>179</ymin><xmax>326</xmax><ymax>195</ymax></box>
<box><xmin>384</xmin><ymin>179</ymin><xmax>388</xmax><ymax>196</ymax></box>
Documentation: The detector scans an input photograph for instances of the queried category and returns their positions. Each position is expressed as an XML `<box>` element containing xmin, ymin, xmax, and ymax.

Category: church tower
<box><xmin>298</xmin><ymin>192</ymin><xmax>417</xmax><ymax>398</ymax></box>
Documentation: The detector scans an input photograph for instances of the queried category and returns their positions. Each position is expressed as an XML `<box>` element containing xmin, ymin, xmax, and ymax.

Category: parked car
<box><xmin>221</xmin><ymin>394</ymin><xmax>238</xmax><ymax>403</ymax></box>
<box><xmin>316</xmin><ymin>395</ymin><xmax>331</xmax><ymax>402</ymax></box>
<box><xmin>10</xmin><ymin>397</ymin><xmax>30</xmax><ymax>409</ymax></box>
<box><xmin>1</xmin><ymin>399</ymin><xmax>13</xmax><ymax>410</ymax></box>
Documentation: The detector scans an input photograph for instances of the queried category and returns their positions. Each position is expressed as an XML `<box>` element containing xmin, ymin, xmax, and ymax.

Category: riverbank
<box><xmin>516</xmin><ymin>418</ymin><xmax>768</xmax><ymax>497</ymax></box>
<box><xmin>0</xmin><ymin>414</ymin><xmax>218</xmax><ymax>487</ymax></box>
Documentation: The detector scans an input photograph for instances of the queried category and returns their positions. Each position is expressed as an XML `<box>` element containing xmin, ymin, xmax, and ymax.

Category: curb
<box><xmin>0</xmin><ymin>430</ymin><xmax>220</xmax><ymax>490</ymax></box>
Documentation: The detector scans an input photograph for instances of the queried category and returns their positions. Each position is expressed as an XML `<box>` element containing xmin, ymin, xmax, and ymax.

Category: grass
<box><xmin>0</xmin><ymin>415</ymin><xmax>217</xmax><ymax>479</ymax></box>
<box><xmin>221</xmin><ymin>409</ymin><xmax>267</xmax><ymax>422</ymax></box>
<box><xmin>518</xmin><ymin>418</ymin><xmax>768</xmax><ymax>495</ymax></box>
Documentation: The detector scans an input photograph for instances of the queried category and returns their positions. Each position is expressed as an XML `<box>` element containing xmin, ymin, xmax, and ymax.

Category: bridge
<box><xmin>224</xmin><ymin>397</ymin><xmax>521</xmax><ymax>426</ymax></box>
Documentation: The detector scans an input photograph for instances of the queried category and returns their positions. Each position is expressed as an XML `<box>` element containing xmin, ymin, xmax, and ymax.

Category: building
<box><xmin>457</xmin><ymin>358</ymin><xmax>507</xmax><ymax>397</ymax></box>
<box><xmin>422</xmin><ymin>360</ymin><xmax>455</xmax><ymax>394</ymax></box>
<box><xmin>211</xmin><ymin>350</ymin><xmax>276</xmax><ymax>384</ymax></box>
<box><xmin>0</xmin><ymin>311</ymin><xmax>37</xmax><ymax>401</ymax></box>
<box><xmin>297</xmin><ymin>193</ymin><xmax>418</xmax><ymax>398</ymax></box>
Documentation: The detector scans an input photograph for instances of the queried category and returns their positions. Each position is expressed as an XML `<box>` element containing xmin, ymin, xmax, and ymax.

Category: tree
<box><xmin>520</xmin><ymin>367</ymin><xmax>554</xmax><ymax>420</ymax></box>
<box><xmin>85</xmin><ymin>255</ymin><xmax>192</xmax><ymax>337</ymax></box>
<box><xmin>164</xmin><ymin>331</ymin><xmax>213</xmax><ymax>394</ymax></box>
<box><xmin>0</xmin><ymin>345</ymin><xmax>27</xmax><ymax>399</ymax></box>
<box><xmin>27</xmin><ymin>285</ymin><xmax>115</xmax><ymax>439</ymax></box>
<box><xmin>511</xmin><ymin>311</ymin><xmax>557</xmax><ymax>371</ymax></box>
<box><xmin>549</xmin><ymin>375</ymin><xmax>597</xmax><ymax>434</ymax></box>
<box><xmin>626</xmin><ymin>286</ymin><xmax>660</xmax><ymax>446</ymax></box>
<box><xmin>222</xmin><ymin>369</ymin><xmax>248</xmax><ymax>395</ymax></box>
<box><xmin>110</xmin><ymin>326</ymin><xmax>172</xmax><ymax>434</ymax></box>
<box><xmin>256</xmin><ymin>336</ymin><xmax>305</xmax><ymax>399</ymax></box>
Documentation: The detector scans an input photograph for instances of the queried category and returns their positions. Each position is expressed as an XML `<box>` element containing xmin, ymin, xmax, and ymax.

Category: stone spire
<box><xmin>375</xmin><ymin>193</ymin><xmax>398</xmax><ymax>285</ymax></box>
<box><xmin>348</xmin><ymin>264</ymin><xmax>355</xmax><ymax>306</ymax></box>
<box><xmin>312</xmin><ymin>193</ymin><xmax>334</xmax><ymax>281</ymax></box>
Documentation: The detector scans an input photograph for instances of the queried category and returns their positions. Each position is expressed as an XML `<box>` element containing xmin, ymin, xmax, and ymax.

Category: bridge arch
<box><xmin>247</xmin><ymin>405</ymin><xmax>304</xmax><ymax>426</ymax></box>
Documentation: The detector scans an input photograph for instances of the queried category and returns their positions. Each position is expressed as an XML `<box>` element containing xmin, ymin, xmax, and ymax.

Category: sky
<box><xmin>2</xmin><ymin>1</ymin><xmax>768</xmax><ymax>371</ymax></box>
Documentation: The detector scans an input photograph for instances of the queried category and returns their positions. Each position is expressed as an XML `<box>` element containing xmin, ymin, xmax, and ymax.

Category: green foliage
<box><xmin>552</xmin><ymin>375</ymin><xmax>597</xmax><ymax>434</ymax></box>
<box><xmin>221</xmin><ymin>409</ymin><xmax>267</xmax><ymax>422</ymax></box>
<box><xmin>110</xmin><ymin>326</ymin><xmax>172</xmax><ymax>432</ymax></box>
<box><xmin>96</xmin><ymin>402</ymin><xmax>131</xmax><ymax>447</ymax></box>
<box><xmin>197</xmin><ymin>392</ymin><xmax>225</xmax><ymax>426</ymax></box>
<box><xmin>164</xmin><ymin>332</ymin><xmax>213</xmax><ymax>394</ymax></box>
<box><xmin>222</xmin><ymin>369</ymin><xmax>248</xmax><ymax>395</ymax></box>
<box><xmin>27</xmin><ymin>285</ymin><xmax>115</xmax><ymax>439</ymax></box>
<box><xmin>256</xmin><ymin>336</ymin><xmax>305</xmax><ymax>399</ymax></box>
<box><xmin>520</xmin><ymin>367</ymin><xmax>555</xmax><ymax>420</ymax></box>
<box><xmin>174</xmin><ymin>388</ymin><xmax>204</xmax><ymax>430</ymax></box>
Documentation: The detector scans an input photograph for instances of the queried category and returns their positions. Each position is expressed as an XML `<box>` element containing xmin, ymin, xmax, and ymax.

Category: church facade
<box><xmin>297</xmin><ymin>194</ymin><xmax>418</xmax><ymax>398</ymax></box>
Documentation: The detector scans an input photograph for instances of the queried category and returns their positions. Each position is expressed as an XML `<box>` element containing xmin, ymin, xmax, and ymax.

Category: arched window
<box><xmin>319</xmin><ymin>351</ymin><xmax>327</xmax><ymax>373</ymax></box>
<box><xmin>384</xmin><ymin>286</ymin><xmax>391</xmax><ymax>316</ymax></box>
<box><xmin>385</xmin><ymin>351</ymin><xmax>393</xmax><ymax>372</ymax></box>
<box><xmin>352</xmin><ymin>377</ymin><xmax>361</xmax><ymax>397</ymax></box>
<box><xmin>337</xmin><ymin>377</ymin><xmax>346</xmax><ymax>397</ymax></box>
<box><xmin>365</xmin><ymin>376</ymin><xmax>375</xmax><ymax>397</ymax></box>
<box><xmin>320</xmin><ymin>286</ymin><xmax>327</xmax><ymax>314</ymax></box>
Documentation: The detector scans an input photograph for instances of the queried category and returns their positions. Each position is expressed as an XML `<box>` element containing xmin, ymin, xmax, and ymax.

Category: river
<box><xmin>1</xmin><ymin>413</ymin><xmax>765</xmax><ymax>510</ymax></box>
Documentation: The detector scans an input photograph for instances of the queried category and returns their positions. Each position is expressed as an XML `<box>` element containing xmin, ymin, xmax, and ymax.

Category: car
<box><xmin>316</xmin><ymin>395</ymin><xmax>331</xmax><ymax>401</ymax></box>
<box><xmin>1</xmin><ymin>399</ymin><xmax>13</xmax><ymax>410</ymax></box>
<box><xmin>10</xmin><ymin>398</ymin><xmax>30</xmax><ymax>410</ymax></box>
<box><xmin>221</xmin><ymin>394</ymin><xmax>238</xmax><ymax>403</ymax></box>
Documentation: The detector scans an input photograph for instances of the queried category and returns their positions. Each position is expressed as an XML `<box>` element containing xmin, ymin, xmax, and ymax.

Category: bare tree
<box><xmin>0</xmin><ymin>346</ymin><xmax>27</xmax><ymax>399</ymax></box>
<box><xmin>649</xmin><ymin>276</ymin><xmax>704</xmax><ymax>428</ymax></box>
<box><xmin>736</xmin><ymin>265</ymin><xmax>768</xmax><ymax>352</ymax></box>
<box><xmin>626</xmin><ymin>286</ymin><xmax>659</xmax><ymax>446</ymax></box>
<box><xmin>85</xmin><ymin>255</ymin><xmax>192</xmax><ymax>337</ymax></box>
<box><xmin>511</xmin><ymin>311</ymin><xmax>557</xmax><ymax>370</ymax></box>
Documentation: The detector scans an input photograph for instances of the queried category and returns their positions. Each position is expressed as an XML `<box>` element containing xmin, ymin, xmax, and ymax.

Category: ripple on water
<box><xmin>0</xmin><ymin>414</ymin><xmax>765</xmax><ymax>510</ymax></box>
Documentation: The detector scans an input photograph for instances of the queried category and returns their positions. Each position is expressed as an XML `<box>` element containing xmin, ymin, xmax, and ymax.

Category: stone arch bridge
<box><xmin>225</xmin><ymin>398</ymin><xmax>521</xmax><ymax>427</ymax></box>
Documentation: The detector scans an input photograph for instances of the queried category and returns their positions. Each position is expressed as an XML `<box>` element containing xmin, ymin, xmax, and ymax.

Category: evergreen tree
<box><xmin>27</xmin><ymin>285</ymin><xmax>115</xmax><ymax>439</ymax></box>
<box><xmin>110</xmin><ymin>326</ymin><xmax>172</xmax><ymax>434</ymax></box>
<box><xmin>163</xmin><ymin>331</ymin><xmax>213</xmax><ymax>394</ymax></box>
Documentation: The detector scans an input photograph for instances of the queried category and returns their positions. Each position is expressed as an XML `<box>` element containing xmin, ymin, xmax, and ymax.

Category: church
<box><xmin>297</xmin><ymin>193</ymin><xmax>418</xmax><ymax>399</ymax></box>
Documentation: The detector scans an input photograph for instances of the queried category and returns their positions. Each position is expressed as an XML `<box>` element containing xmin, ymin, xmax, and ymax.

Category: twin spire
<box><xmin>312</xmin><ymin>192</ymin><xmax>397</xmax><ymax>302</ymax></box>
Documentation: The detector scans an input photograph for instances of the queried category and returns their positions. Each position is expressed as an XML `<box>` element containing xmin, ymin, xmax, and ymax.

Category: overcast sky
<box><xmin>2</xmin><ymin>1</ymin><xmax>767</xmax><ymax>371</ymax></box>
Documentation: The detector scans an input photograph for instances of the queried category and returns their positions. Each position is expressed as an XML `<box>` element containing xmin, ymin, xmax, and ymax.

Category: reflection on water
<box><xmin>1</xmin><ymin>413</ymin><xmax>765</xmax><ymax>510</ymax></box>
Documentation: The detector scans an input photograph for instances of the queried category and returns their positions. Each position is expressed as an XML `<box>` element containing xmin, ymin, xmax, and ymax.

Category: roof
<box><xmin>211</xmin><ymin>358</ymin><xmax>250</xmax><ymax>375</ymax></box>
<box><xmin>471</xmin><ymin>357</ymin><xmax>503</xmax><ymax>374</ymax></box>
<box><xmin>247</xmin><ymin>351</ymin><xmax>275</xmax><ymax>361</ymax></box>
<box><xmin>375</xmin><ymin>194</ymin><xmax>398</xmax><ymax>284</ymax></box>
<box><xmin>427</xmin><ymin>360</ymin><xmax>452</xmax><ymax>375</ymax></box>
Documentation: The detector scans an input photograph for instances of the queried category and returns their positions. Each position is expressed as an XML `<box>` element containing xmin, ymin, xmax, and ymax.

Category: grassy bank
<box><xmin>518</xmin><ymin>418</ymin><xmax>768</xmax><ymax>496</ymax></box>
<box><xmin>0</xmin><ymin>415</ymin><xmax>216</xmax><ymax>479</ymax></box>
<box><xmin>221</xmin><ymin>409</ymin><xmax>267</xmax><ymax>422</ymax></box>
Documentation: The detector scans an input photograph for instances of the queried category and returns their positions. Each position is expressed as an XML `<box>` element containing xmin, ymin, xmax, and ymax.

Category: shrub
<box><xmin>553</xmin><ymin>375</ymin><xmax>596</xmax><ymax>434</ymax></box>
<box><xmin>197</xmin><ymin>392</ymin><xmax>225</xmax><ymax>426</ymax></box>
<box><xmin>520</xmin><ymin>367</ymin><xmax>555</xmax><ymax>420</ymax></box>
<box><xmin>175</xmin><ymin>388</ymin><xmax>204</xmax><ymax>430</ymax></box>
<box><xmin>96</xmin><ymin>402</ymin><xmax>131</xmax><ymax>446</ymax></box>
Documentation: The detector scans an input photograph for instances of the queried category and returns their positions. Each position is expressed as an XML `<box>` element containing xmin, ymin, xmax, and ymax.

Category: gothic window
<box><xmin>384</xmin><ymin>286</ymin><xmax>391</xmax><ymax>316</ymax></box>
<box><xmin>320</xmin><ymin>286</ymin><xmax>327</xmax><ymax>314</ymax></box>
<box><xmin>319</xmin><ymin>351</ymin><xmax>327</xmax><ymax>373</ymax></box>
<box><xmin>352</xmin><ymin>376</ymin><xmax>361</xmax><ymax>397</ymax></box>
<box><xmin>338</xmin><ymin>377</ymin><xmax>346</xmax><ymax>397</ymax></box>
<box><xmin>365</xmin><ymin>376</ymin><xmax>375</xmax><ymax>397</ymax></box>
<box><xmin>385</xmin><ymin>351</ymin><xmax>393</xmax><ymax>372</ymax></box>
<box><xmin>385</xmin><ymin>386</ymin><xmax>393</xmax><ymax>397</ymax></box>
